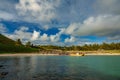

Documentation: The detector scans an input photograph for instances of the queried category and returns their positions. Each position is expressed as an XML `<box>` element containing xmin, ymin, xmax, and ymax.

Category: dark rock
<box><xmin>33</xmin><ymin>76</ymin><xmax>37</xmax><ymax>78</ymax></box>
<box><xmin>0</xmin><ymin>65</ymin><xmax>3</xmax><ymax>68</ymax></box>
<box><xmin>0</xmin><ymin>72</ymin><xmax>8</xmax><ymax>77</ymax></box>
<box><xmin>1</xmin><ymin>72</ymin><xmax>8</xmax><ymax>75</ymax></box>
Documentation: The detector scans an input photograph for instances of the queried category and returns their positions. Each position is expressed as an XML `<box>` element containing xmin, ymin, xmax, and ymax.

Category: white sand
<box><xmin>0</xmin><ymin>53</ymin><xmax>120</xmax><ymax>57</ymax></box>
<box><xmin>85</xmin><ymin>53</ymin><xmax>120</xmax><ymax>56</ymax></box>
<box><xmin>0</xmin><ymin>53</ymin><xmax>59</xmax><ymax>57</ymax></box>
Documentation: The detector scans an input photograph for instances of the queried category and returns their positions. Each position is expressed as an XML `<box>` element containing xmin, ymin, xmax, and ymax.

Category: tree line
<box><xmin>37</xmin><ymin>42</ymin><xmax>120</xmax><ymax>51</ymax></box>
<box><xmin>8</xmin><ymin>38</ymin><xmax>120</xmax><ymax>51</ymax></box>
<box><xmin>4</xmin><ymin>37</ymin><xmax>120</xmax><ymax>51</ymax></box>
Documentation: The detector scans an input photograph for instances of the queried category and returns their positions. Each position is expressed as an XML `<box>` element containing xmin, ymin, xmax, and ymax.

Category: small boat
<box><xmin>69</xmin><ymin>52</ymin><xmax>85</xmax><ymax>56</ymax></box>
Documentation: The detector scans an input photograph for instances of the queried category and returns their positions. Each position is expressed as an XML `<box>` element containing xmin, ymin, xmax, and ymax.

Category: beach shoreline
<box><xmin>85</xmin><ymin>53</ymin><xmax>120</xmax><ymax>56</ymax></box>
<box><xmin>0</xmin><ymin>53</ymin><xmax>120</xmax><ymax>57</ymax></box>
<box><xmin>0</xmin><ymin>53</ymin><xmax>59</xmax><ymax>57</ymax></box>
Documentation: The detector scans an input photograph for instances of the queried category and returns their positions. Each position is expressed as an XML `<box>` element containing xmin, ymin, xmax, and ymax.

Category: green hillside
<box><xmin>0</xmin><ymin>34</ymin><xmax>15</xmax><ymax>45</ymax></box>
<box><xmin>0</xmin><ymin>34</ymin><xmax>38</xmax><ymax>53</ymax></box>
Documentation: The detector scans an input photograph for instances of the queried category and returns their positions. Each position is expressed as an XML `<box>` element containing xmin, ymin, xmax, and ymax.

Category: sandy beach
<box><xmin>85</xmin><ymin>53</ymin><xmax>120</xmax><ymax>56</ymax></box>
<box><xmin>0</xmin><ymin>53</ymin><xmax>59</xmax><ymax>57</ymax></box>
<box><xmin>0</xmin><ymin>53</ymin><xmax>120</xmax><ymax>57</ymax></box>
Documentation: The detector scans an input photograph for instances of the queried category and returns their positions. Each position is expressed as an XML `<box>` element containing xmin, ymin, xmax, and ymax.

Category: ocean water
<box><xmin>0</xmin><ymin>55</ymin><xmax>120</xmax><ymax>80</ymax></box>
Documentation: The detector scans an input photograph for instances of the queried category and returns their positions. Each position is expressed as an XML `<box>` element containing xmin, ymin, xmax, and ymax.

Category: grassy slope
<box><xmin>0</xmin><ymin>34</ymin><xmax>38</xmax><ymax>53</ymax></box>
<box><xmin>0</xmin><ymin>34</ymin><xmax>15</xmax><ymax>45</ymax></box>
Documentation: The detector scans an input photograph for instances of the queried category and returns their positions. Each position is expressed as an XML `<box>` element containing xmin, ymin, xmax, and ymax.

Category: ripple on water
<box><xmin>0</xmin><ymin>56</ymin><xmax>120</xmax><ymax>80</ymax></box>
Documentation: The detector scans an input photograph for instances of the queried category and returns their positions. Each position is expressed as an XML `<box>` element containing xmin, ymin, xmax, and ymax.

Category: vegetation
<box><xmin>38</xmin><ymin>43</ymin><xmax>120</xmax><ymax>53</ymax></box>
<box><xmin>0</xmin><ymin>34</ymin><xmax>120</xmax><ymax>54</ymax></box>
<box><xmin>0</xmin><ymin>43</ymin><xmax>38</xmax><ymax>53</ymax></box>
<box><xmin>25</xmin><ymin>41</ymin><xmax>31</xmax><ymax>47</ymax></box>
<box><xmin>0</xmin><ymin>34</ymin><xmax>38</xmax><ymax>53</ymax></box>
<box><xmin>38</xmin><ymin>42</ymin><xmax>120</xmax><ymax>51</ymax></box>
<box><xmin>0</xmin><ymin>34</ymin><xmax>15</xmax><ymax>45</ymax></box>
<box><xmin>38</xmin><ymin>45</ymin><xmax>63</xmax><ymax>50</ymax></box>
<box><xmin>15</xmin><ymin>39</ymin><xmax>22</xmax><ymax>46</ymax></box>
<box><xmin>62</xmin><ymin>42</ymin><xmax>120</xmax><ymax>51</ymax></box>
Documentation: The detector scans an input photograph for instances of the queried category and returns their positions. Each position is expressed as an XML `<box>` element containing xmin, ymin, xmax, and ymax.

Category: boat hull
<box><xmin>69</xmin><ymin>54</ymin><xmax>85</xmax><ymax>56</ymax></box>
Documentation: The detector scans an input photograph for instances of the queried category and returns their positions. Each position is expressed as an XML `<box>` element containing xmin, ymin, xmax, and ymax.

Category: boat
<box><xmin>69</xmin><ymin>52</ymin><xmax>85</xmax><ymax>56</ymax></box>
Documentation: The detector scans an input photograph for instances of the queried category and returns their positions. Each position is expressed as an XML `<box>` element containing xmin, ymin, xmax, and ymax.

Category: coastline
<box><xmin>85</xmin><ymin>53</ymin><xmax>120</xmax><ymax>56</ymax></box>
<box><xmin>0</xmin><ymin>53</ymin><xmax>120</xmax><ymax>57</ymax></box>
<box><xmin>0</xmin><ymin>53</ymin><xmax>59</xmax><ymax>57</ymax></box>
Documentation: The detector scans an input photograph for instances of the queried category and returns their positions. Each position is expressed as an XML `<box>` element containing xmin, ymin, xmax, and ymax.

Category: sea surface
<box><xmin>0</xmin><ymin>55</ymin><xmax>120</xmax><ymax>80</ymax></box>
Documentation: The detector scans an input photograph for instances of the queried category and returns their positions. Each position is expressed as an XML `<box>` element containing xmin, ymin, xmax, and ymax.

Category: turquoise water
<box><xmin>0</xmin><ymin>55</ymin><xmax>120</xmax><ymax>80</ymax></box>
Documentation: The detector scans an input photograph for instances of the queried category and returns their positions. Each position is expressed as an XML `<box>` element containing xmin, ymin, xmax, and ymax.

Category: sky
<box><xmin>0</xmin><ymin>0</ymin><xmax>120</xmax><ymax>46</ymax></box>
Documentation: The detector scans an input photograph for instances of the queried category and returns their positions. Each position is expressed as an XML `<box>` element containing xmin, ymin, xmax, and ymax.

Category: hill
<box><xmin>0</xmin><ymin>34</ymin><xmax>15</xmax><ymax>45</ymax></box>
<box><xmin>0</xmin><ymin>34</ymin><xmax>38</xmax><ymax>53</ymax></box>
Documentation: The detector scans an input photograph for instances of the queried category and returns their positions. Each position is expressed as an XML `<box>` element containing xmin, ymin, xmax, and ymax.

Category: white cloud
<box><xmin>63</xmin><ymin>15</ymin><xmax>120</xmax><ymax>39</ymax></box>
<box><xmin>8</xmin><ymin>26</ymin><xmax>32</xmax><ymax>41</ymax></box>
<box><xmin>5</xmin><ymin>26</ymin><xmax>49</xmax><ymax>44</ymax></box>
<box><xmin>31</xmin><ymin>30</ymin><xmax>40</xmax><ymax>41</ymax></box>
<box><xmin>0</xmin><ymin>0</ymin><xmax>17</xmax><ymax>21</ymax></box>
<box><xmin>50</xmin><ymin>34</ymin><xmax>60</xmax><ymax>42</ymax></box>
<box><xmin>50</xmin><ymin>35</ymin><xmax>58</xmax><ymax>42</ymax></box>
<box><xmin>95</xmin><ymin>0</ymin><xmax>120</xmax><ymax>15</ymax></box>
<box><xmin>60</xmin><ymin>14</ymin><xmax>120</xmax><ymax>42</ymax></box>
<box><xmin>107</xmin><ymin>35</ymin><xmax>120</xmax><ymax>40</ymax></box>
<box><xmin>65</xmin><ymin>23</ymin><xmax>80</xmax><ymax>35</ymax></box>
<box><xmin>0</xmin><ymin>23</ymin><xmax>7</xmax><ymax>33</ymax></box>
<box><xmin>68</xmin><ymin>15</ymin><xmax>120</xmax><ymax>40</ymax></box>
<box><xmin>0</xmin><ymin>11</ymin><xmax>16</xmax><ymax>20</ymax></box>
<box><xmin>19</xmin><ymin>26</ymin><xmax>29</xmax><ymax>31</ymax></box>
<box><xmin>4</xmin><ymin>26</ymin><xmax>65</xmax><ymax>45</ymax></box>
<box><xmin>43</xmin><ymin>25</ymin><xmax>50</xmax><ymax>30</ymax></box>
<box><xmin>65</xmin><ymin>36</ymin><xmax>76</xmax><ymax>43</ymax></box>
<box><xmin>49</xmin><ymin>28</ymin><xmax>64</xmax><ymax>42</ymax></box>
<box><xmin>40</xmin><ymin>33</ymin><xmax>49</xmax><ymax>41</ymax></box>
<box><xmin>16</xmin><ymin>0</ymin><xmax>60</xmax><ymax>22</ymax></box>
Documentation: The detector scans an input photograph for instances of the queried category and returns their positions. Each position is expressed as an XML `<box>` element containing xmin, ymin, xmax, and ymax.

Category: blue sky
<box><xmin>0</xmin><ymin>0</ymin><xmax>120</xmax><ymax>46</ymax></box>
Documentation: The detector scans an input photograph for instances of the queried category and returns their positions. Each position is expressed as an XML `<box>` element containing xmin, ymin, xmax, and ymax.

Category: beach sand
<box><xmin>0</xmin><ymin>53</ymin><xmax>59</xmax><ymax>57</ymax></box>
<box><xmin>85</xmin><ymin>53</ymin><xmax>120</xmax><ymax>56</ymax></box>
<box><xmin>0</xmin><ymin>53</ymin><xmax>120</xmax><ymax>57</ymax></box>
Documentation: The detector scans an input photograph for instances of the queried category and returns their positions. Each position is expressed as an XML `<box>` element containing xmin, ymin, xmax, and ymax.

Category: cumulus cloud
<box><xmin>58</xmin><ymin>14</ymin><xmax>120</xmax><ymax>43</ymax></box>
<box><xmin>0</xmin><ymin>0</ymin><xmax>17</xmax><ymax>12</ymax></box>
<box><xmin>7</xmin><ymin>26</ymin><xmax>32</xmax><ymax>41</ymax></box>
<box><xmin>107</xmin><ymin>35</ymin><xmax>120</xmax><ymax>40</ymax></box>
<box><xmin>31</xmin><ymin>30</ymin><xmax>40</xmax><ymax>41</ymax></box>
<box><xmin>1</xmin><ymin>0</ymin><xmax>120</xmax><ymax>24</ymax></box>
<box><xmin>50</xmin><ymin>34</ymin><xmax>60</xmax><ymax>42</ymax></box>
<box><xmin>50</xmin><ymin>28</ymin><xmax>65</xmax><ymax>42</ymax></box>
<box><xmin>31</xmin><ymin>28</ymin><xmax>65</xmax><ymax>44</ymax></box>
<box><xmin>43</xmin><ymin>25</ymin><xmax>50</xmax><ymax>30</ymax></box>
<box><xmin>50</xmin><ymin>35</ymin><xmax>58</xmax><ymax>42</ymax></box>
<box><xmin>5</xmin><ymin>26</ymin><xmax>65</xmax><ymax>45</ymax></box>
<box><xmin>0</xmin><ymin>11</ymin><xmax>16</xmax><ymax>20</ymax></box>
<box><xmin>16</xmin><ymin>0</ymin><xmax>60</xmax><ymax>22</ymax></box>
<box><xmin>5</xmin><ymin>26</ymin><xmax>50</xmax><ymax>44</ymax></box>
<box><xmin>1</xmin><ymin>0</ymin><xmax>120</xmax><ymax>45</ymax></box>
<box><xmin>94</xmin><ymin>0</ymin><xmax>120</xmax><ymax>15</ymax></box>
<box><xmin>0</xmin><ymin>23</ymin><xmax>7</xmax><ymax>33</ymax></box>
<box><xmin>40</xmin><ymin>33</ymin><xmax>49</xmax><ymax>41</ymax></box>
<box><xmin>65</xmin><ymin>36</ymin><xmax>76</xmax><ymax>43</ymax></box>
<box><xmin>0</xmin><ymin>0</ymin><xmax>18</xmax><ymax>21</ymax></box>
<box><xmin>62</xmin><ymin>15</ymin><xmax>120</xmax><ymax>41</ymax></box>
<box><xmin>65</xmin><ymin>23</ymin><xmax>80</xmax><ymax>35</ymax></box>
<box><xmin>76</xmin><ymin>15</ymin><xmax>120</xmax><ymax>37</ymax></box>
